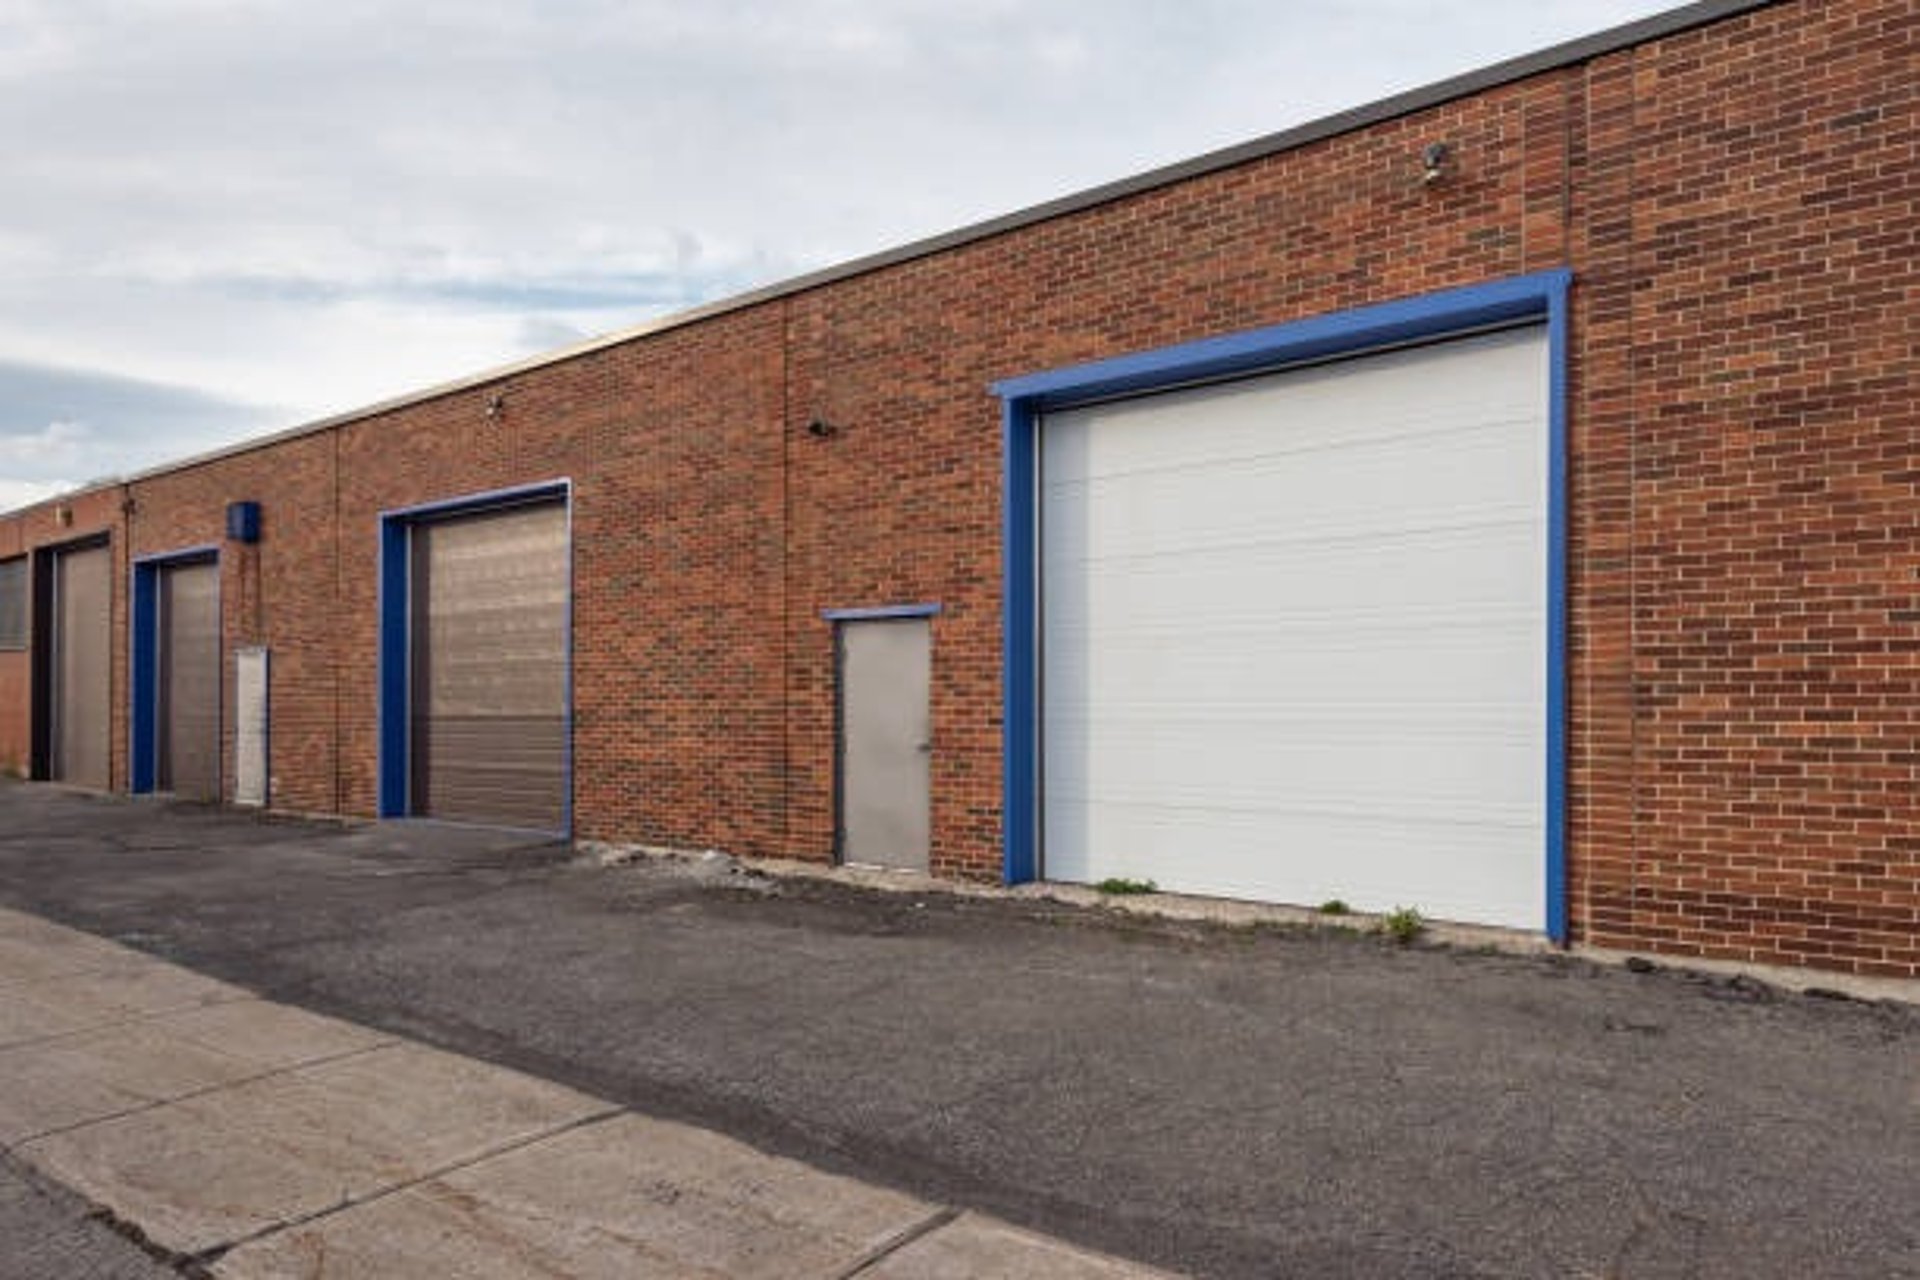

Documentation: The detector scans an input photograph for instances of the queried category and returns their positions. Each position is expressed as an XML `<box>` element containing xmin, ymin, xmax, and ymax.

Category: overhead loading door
<box><xmin>159</xmin><ymin>560</ymin><xmax>220</xmax><ymax>800</ymax></box>
<box><xmin>411</xmin><ymin>501</ymin><xmax>568</xmax><ymax>830</ymax></box>
<box><xmin>1040</xmin><ymin>327</ymin><xmax>1549</xmax><ymax>930</ymax></box>
<box><xmin>52</xmin><ymin>543</ymin><xmax>111</xmax><ymax>789</ymax></box>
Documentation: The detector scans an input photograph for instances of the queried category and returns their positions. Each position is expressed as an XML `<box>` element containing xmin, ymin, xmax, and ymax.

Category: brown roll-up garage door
<box><xmin>410</xmin><ymin>501</ymin><xmax>568</xmax><ymax>830</ymax></box>
<box><xmin>159</xmin><ymin>559</ymin><xmax>220</xmax><ymax>800</ymax></box>
<box><xmin>52</xmin><ymin>542</ymin><xmax>111</xmax><ymax>789</ymax></box>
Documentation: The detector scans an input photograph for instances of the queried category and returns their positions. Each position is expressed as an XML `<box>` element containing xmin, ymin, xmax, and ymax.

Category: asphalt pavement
<box><xmin>1</xmin><ymin>1152</ymin><xmax>176</xmax><ymax>1280</ymax></box>
<box><xmin>0</xmin><ymin>903</ymin><xmax>1160</xmax><ymax>1277</ymax></box>
<box><xmin>0</xmin><ymin>783</ymin><xmax>1915</xmax><ymax>1278</ymax></box>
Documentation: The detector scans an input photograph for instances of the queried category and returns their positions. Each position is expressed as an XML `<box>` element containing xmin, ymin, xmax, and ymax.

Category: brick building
<box><xmin>1</xmin><ymin>0</ymin><xmax>1915</xmax><ymax>977</ymax></box>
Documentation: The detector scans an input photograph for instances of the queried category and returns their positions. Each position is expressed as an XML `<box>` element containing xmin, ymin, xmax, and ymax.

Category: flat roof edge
<box><xmin>6</xmin><ymin>0</ymin><xmax>1780</xmax><ymax>514</ymax></box>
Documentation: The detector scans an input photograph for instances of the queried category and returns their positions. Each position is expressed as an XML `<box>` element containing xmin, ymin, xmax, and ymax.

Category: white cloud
<box><xmin>0</xmin><ymin>419</ymin><xmax>89</xmax><ymax>468</ymax></box>
<box><xmin>0</xmin><ymin>360</ymin><xmax>274</xmax><ymax>500</ymax></box>
<box><xmin>0</xmin><ymin>477</ymin><xmax>69</xmax><ymax>512</ymax></box>
<box><xmin>0</xmin><ymin>0</ymin><xmax>1674</xmax><ymax>486</ymax></box>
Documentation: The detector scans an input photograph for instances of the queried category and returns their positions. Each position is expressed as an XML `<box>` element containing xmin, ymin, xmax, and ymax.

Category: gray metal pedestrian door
<box><xmin>158</xmin><ymin>560</ymin><xmax>219</xmax><ymax>800</ymax></box>
<box><xmin>409</xmin><ymin>501</ymin><xmax>568</xmax><ymax>830</ymax></box>
<box><xmin>51</xmin><ymin>543</ymin><xmax>110</xmax><ymax>789</ymax></box>
<box><xmin>838</xmin><ymin>618</ymin><xmax>931</xmax><ymax>871</ymax></box>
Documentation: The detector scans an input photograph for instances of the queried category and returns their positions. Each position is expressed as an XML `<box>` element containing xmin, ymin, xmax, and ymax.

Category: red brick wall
<box><xmin>1573</xmin><ymin>0</ymin><xmax>1920</xmax><ymax>977</ymax></box>
<box><xmin>324</xmin><ymin>308</ymin><xmax>792</xmax><ymax>849</ymax></box>
<box><xmin>778</xmin><ymin>68</ymin><xmax>1586</xmax><ymax>880</ymax></box>
<box><xmin>0</xmin><ymin>0</ymin><xmax>1912</xmax><ymax>976</ymax></box>
<box><xmin>127</xmin><ymin>433</ymin><xmax>340</xmax><ymax>811</ymax></box>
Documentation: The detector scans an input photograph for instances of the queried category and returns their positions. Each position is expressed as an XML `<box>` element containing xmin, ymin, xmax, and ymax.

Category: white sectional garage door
<box><xmin>1039</xmin><ymin>326</ymin><xmax>1548</xmax><ymax>930</ymax></box>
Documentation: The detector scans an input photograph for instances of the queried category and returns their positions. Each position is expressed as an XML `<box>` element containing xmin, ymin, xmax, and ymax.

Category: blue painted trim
<box><xmin>381</xmin><ymin>479</ymin><xmax>571</xmax><ymax>523</ymax></box>
<box><xmin>1001</xmin><ymin>396</ymin><xmax>1039</xmax><ymax>886</ymax></box>
<box><xmin>821</xmin><ymin>603</ymin><xmax>943</xmax><ymax>622</ymax></box>
<box><xmin>129</xmin><ymin>569</ymin><xmax>158</xmax><ymax>793</ymax></box>
<box><xmin>376</xmin><ymin>519</ymin><xmax>409</xmax><ymax>818</ymax></box>
<box><xmin>129</xmin><ymin>545</ymin><xmax>220</xmax><ymax>795</ymax></box>
<box><xmin>994</xmin><ymin>269</ymin><xmax>1575</xmax><ymax>936</ymax></box>
<box><xmin>132</xmin><ymin>544</ymin><xmax>222</xmax><ymax>566</ymax></box>
<box><xmin>376</xmin><ymin>478</ymin><xmax>574</xmax><ymax>832</ymax></box>
<box><xmin>558</xmin><ymin>489</ymin><xmax>575</xmax><ymax>839</ymax></box>
<box><xmin>1543</xmin><ymin>278</ymin><xmax>1572</xmax><ymax>944</ymax></box>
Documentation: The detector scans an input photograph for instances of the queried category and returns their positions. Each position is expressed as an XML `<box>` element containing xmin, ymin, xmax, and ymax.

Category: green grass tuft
<box><xmin>1379</xmin><ymin>906</ymin><xmax>1425</xmax><ymax>944</ymax></box>
<box><xmin>1094</xmin><ymin>877</ymin><xmax>1158</xmax><ymax>896</ymax></box>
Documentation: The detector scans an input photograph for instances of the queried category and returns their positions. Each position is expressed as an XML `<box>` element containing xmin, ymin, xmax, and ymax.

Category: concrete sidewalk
<box><xmin>0</xmin><ymin>906</ymin><xmax>1171</xmax><ymax>1279</ymax></box>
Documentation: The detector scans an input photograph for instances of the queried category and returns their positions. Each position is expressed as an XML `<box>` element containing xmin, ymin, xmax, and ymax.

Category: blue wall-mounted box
<box><xmin>226</xmin><ymin>501</ymin><xmax>261</xmax><ymax>543</ymax></box>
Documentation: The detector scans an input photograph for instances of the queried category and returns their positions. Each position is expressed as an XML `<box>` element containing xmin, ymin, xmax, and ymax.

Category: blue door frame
<box><xmin>991</xmin><ymin>269</ymin><xmax>1573</xmax><ymax>941</ymax></box>
<box><xmin>130</xmin><ymin>545</ymin><xmax>221</xmax><ymax>794</ymax></box>
<box><xmin>376</xmin><ymin>479</ymin><xmax>575</xmax><ymax>833</ymax></box>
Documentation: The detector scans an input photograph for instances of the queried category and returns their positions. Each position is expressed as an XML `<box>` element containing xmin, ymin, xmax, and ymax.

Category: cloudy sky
<box><xmin>1</xmin><ymin>0</ymin><xmax>1676</xmax><ymax>511</ymax></box>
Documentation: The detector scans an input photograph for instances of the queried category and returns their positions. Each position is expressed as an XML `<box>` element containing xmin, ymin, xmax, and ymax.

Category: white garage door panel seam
<box><xmin>1044</xmin><ymin>413</ymin><xmax>1543</xmax><ymax>489</ymax></box>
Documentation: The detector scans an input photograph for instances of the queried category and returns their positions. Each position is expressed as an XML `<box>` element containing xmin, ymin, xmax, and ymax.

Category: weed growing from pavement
<box><xmin>1379</xmin><ymin>907</ymin><xmax>1425</xmax><ymax>944</ymax></box>
<box><xmin>1095</xmin><ymin>877</ymin><xmax>1158</xmax><ymax>896</ymax></box>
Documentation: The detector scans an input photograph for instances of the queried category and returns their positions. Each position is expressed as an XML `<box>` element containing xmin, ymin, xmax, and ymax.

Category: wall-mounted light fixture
<box><xmin>1421</xmin><ymin>141</ymin><xmax>1453</xmax><ymax>185</ymax></box>
<box><xmin>485</xmin><ymin>392</ymin><xmax>507</xmax><ymax>419</ymax></box>
<box><xmin>806</xmin><ymin>417</ymin><xmax>839</xmax><ymax>439</ymax></box>
<box><xmin>55</xmin><ymin>505</ymin><xmax>72</xmax><ymax>528</ymax></box>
